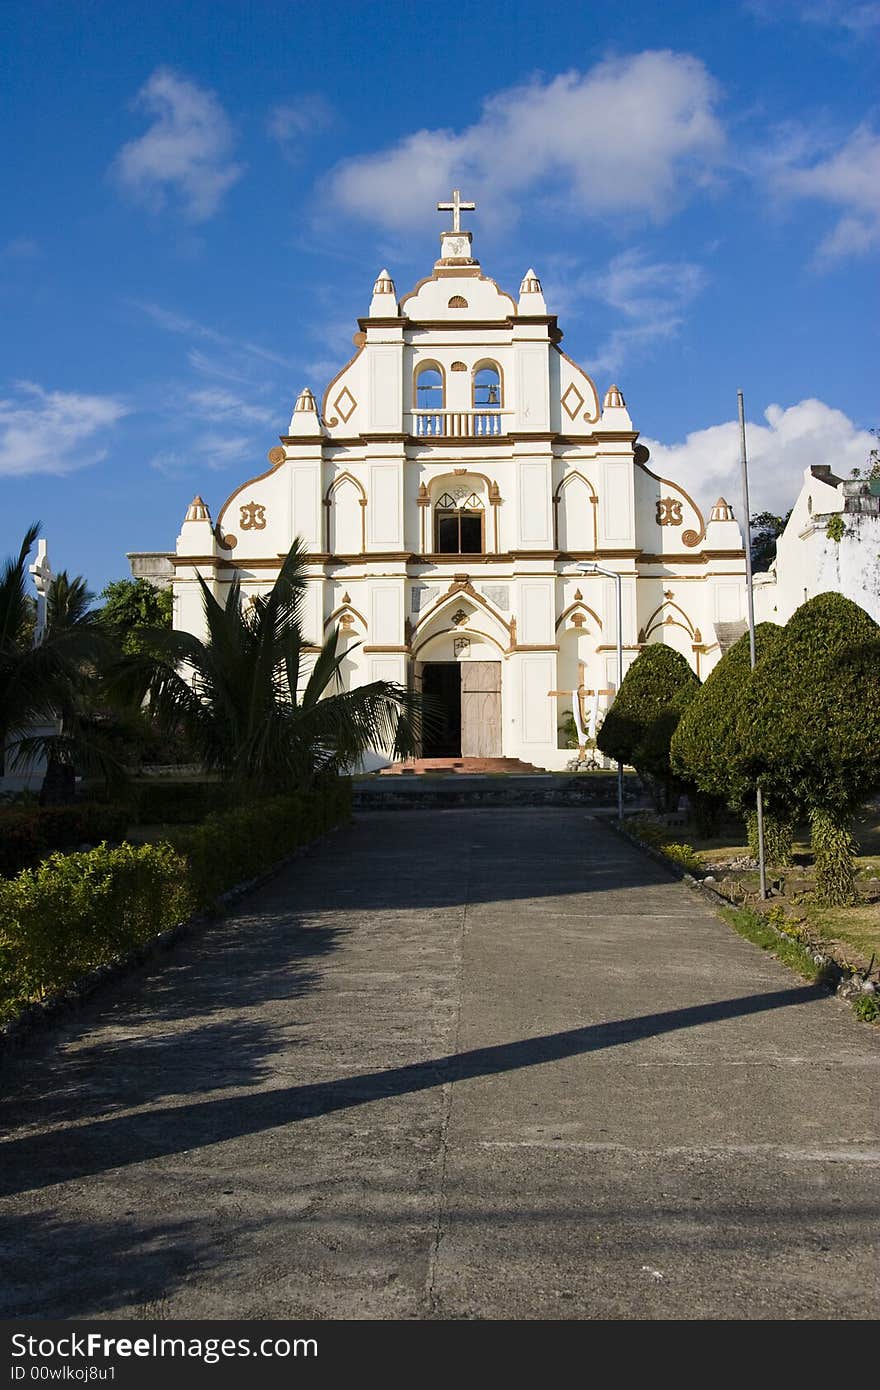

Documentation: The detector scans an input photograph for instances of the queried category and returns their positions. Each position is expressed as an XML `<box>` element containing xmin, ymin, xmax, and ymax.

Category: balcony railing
<box><xmin>410</xmin><ymin>409</ymin><xmax>508</xmax><ymax>438</ymax></box>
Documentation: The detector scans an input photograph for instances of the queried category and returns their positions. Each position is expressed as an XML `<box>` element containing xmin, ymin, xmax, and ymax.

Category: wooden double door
<box><xmin>421</xmin><ymin>661</ymin><xmax>501</xmax><ymax>758</ymax></box>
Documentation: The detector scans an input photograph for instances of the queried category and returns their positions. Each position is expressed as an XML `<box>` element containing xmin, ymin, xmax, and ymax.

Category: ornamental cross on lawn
<box><xmin>437</xmin><ymin>188</ymin><xmax>475</xmax><ymax>233</ymax></box>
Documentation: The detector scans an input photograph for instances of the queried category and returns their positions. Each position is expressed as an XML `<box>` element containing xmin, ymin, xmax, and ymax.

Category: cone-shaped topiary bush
<box><xmin>670</xmin><ymin>623</ymin><xmax>793</xmax><ymax>861</ymax></box>
<box><xmin>597</xmin><ymin>643</ymin><xmax>700</xmax><ymax>810</ymax></box>
<box><xmin>735</xmin><ymin>593</ymin><xmax>880</xmax><ymax>904</ymax></box>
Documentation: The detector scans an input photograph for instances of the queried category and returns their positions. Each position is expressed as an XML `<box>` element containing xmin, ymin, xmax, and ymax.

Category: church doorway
<box><xmin>421</xmin><ymin>663</ymin><xmax>461</xmax><ymax>756</ymax></box>
<box><xmin>420</xmin><ymin>660</ymin><xmax>502</xmax><ymax>758</ymax></box>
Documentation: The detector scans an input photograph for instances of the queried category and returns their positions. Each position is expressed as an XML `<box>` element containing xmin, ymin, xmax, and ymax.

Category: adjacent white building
<box><xmin>753</xmin><ymin>465</ymin><xmax>880</xmax><ymax>626</ymax></box>
<box><xmin>136</xmin><ymin>198</ymin><xmax>748</xmax><ymax>769</ymax></box>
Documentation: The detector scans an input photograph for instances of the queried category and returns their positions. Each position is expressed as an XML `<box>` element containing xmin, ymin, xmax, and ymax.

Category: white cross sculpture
<box><xmin>437</xmin><ymin>188</ymin><xmax>476</xmax><ymax>233</ymax></box>
<box><xmin>29</xmin><ymin>538</ymin><xmax>53</xmax><ymax>646</ymax></box>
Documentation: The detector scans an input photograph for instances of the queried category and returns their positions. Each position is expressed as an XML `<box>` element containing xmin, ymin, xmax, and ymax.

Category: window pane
<box><xmin>460</xmin><ymin>514</ymin><xmax>483</xmax><ymax>553</ymax></box>
<box><xmin>417</xmin><ymin>368</ymin><xmax>443</xmax><ymax>409</ymax></box>
<box><xmin>474</xmin><ymin>366</ymin><xmax>501</xmax><ymax>408</ymax></box>
<box><xmin>437</xmin><ymin>514</ymin><xmax>459</xmax><ymax>553</ymax></box>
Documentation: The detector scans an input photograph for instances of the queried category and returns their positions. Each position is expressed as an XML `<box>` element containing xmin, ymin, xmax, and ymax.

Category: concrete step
<box><xmin>379</xmin><ymin>757</ymin><xmax>542</xmax><ymax>776</ymax></box>
<box><xmin>355</xmin><ymin>771</ymin><xmax>644</xmax><ymax>810</ymax></box>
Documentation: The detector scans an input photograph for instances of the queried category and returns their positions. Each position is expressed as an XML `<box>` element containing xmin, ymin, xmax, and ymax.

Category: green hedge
<box><xmin>0</xmin><ymin>842</ymin><xmax>194</xmax><ymax>1018</ymax></box>
<box><xmin>0</xmin><ymin>778</ymin><xmax>352</xmax><ymax>1024</ymax></box>
<box><xmin>131</xmin><ymin>779</ymin><xmax>219</xmax><ymax>826</ymax></box>
<box><xmin>170</xmin><ymin>777</ymin><xmax>353</xmax><ymax>908</ymax></box>
<box><xmin>0</xmin><ymin>804</ymin><xmax>130</xmax><ymax>878</ymax></box>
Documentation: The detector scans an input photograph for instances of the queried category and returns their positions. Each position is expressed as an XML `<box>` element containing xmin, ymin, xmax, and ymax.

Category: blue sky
<box><xmin>1</xmin><ymin>0</ymin><xmax>877</xmax><ymax>592</ymax></box>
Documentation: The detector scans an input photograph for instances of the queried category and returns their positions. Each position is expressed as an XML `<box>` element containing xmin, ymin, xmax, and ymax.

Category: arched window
<box><xmin>416</xmin><ymin>364</ymin><xmax>444</xmax><ymax>410</ymax></box>
<box><xmin>434</xmin><ymin>489</ymin><xmax>485</xmax><ymax>555</ymax></box>
<box><xmin>473</xmin><ymin>364</ymin><xmax>502</xmax><ymax>410</ymax></box>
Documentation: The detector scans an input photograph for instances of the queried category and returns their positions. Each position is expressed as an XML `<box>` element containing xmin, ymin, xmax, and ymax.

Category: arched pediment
<box><xmin>553</xmin><ymin>470</ymin><xmax>598</xmax><ymax>503</ymax></box>
<box><xmin>555</xmin><ymin>601</ymin><xmax>603</xmax><ymax>632</ymax></box>
<box><xmin>325</xmin><ymin>603</ymin><xmax>368</xmax><ymax>630</ymax></box>
<box><xmin>412</xmin><ymin>626</ymin><xmax>509</xmax><ymax>661</ymax></box>
<box><xmin>324</xmin><ymin>470</ymin><xmax>367</xmax><ymax>503</ymax></box>
<box><xmin>644</xmin><ymin>598</ymin><xmax>696</xmax><ymax>639</ymax></box>
<box><xmin>412</xmin><ymin>579</ymin><xmax>512</xmax><ymax>644</ymax></box>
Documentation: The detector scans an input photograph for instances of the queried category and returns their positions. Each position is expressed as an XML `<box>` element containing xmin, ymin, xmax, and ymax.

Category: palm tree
<box><xmin>0</xmin><ymin>525</ymin><xmax>97</xmax><ymax>776</ymax></box>
<box><xmin>117</xmin><ymin>539</ymin><xmax>426</xmax><ymax>795</ymax></box>
<box><xmin>0</xmin><ymin>528</ymin><xmax>124</xmax><ymax>800</ymax></box>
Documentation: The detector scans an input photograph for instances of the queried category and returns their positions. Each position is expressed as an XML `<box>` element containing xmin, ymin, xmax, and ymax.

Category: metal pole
<box><xmin>615</xmin><ymin>570</ymin><xmax>624</xmax><ymax>825</ymax></box>
<box><xmin>577</xmin><ymin>560</ymin><xmax>625</xmax><ymax>824</ymax></box>
<box><xmin>738</xmin><ymin>390</ymin><xmax>767</xmax><ymax>900</ymax></box>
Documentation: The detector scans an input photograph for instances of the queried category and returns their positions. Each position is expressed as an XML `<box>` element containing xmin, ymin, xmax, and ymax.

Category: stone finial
<box><xmin>600</xmin><ymin>382</ymin><xmax>632</xmax><ymax>428</ymax></box>
<box><xmin>372</xmin><ymin>268</ymin><xmax>395</xmax><ymax>296</ymax></box>
<box><xmin>518</xmin><ymin>267</ymin><xmax>547</xmax><ymax>313</ymax></box>
<box><xmin>710</xmin><ymin>496</ymin><xmax>735</xmax><ymax>522</ymax></box>
<box><xmin>184</xmin><ymin>495</ymin><xmax>211</xmax><ymax>523</ymax></box>
<box><xmin>370</xmin><ymin>268</ymin><xmax>399</xmax><ymax>316</ymax></box>
<box><xmin>288</xmin><ymin>386</ymin><xmax>321</xmax><ymax>436</ymax></box>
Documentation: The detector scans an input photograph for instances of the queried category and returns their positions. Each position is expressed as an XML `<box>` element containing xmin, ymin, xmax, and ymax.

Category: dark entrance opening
<box><xmin>421</xmin><ymin>662</ymin><xmax>461</xmax><ymax>757</ymax></box>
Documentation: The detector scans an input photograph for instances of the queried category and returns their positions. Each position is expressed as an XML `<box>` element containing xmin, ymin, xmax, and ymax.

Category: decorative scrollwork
<box><xmin>656</xmin><ymin>497</ymin><xmax>683</xmax><ymax>526</ymax></box>
<box><xmin>240</xmin><ymin>501</ymin><xmax>267</xmax><ymax>531</ymax></box>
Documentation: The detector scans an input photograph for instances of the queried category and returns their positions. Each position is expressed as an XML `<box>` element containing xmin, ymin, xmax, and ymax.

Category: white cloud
<box><xmin>643</xmin><ymin>399</ymin><xmax>874</xmax><ymax>517</ymax></box>
<box><xmin>0</xmin><ymin>237</ymin><xmax>39</xmax><ymax>263</ymax></box>
<box><xmin>746</xmin><ymin>1</ymin><xmax>880</xmax><ymax>34</ymax></box>
<box><xmin>268</xmin><ymin>95</ymin><xmax>333</xmax><ymax>154</ymax></box>
<box><xmin>185</xmin><ymin>387</ymin><xmax>276</xmax><ymax>427</ymax></box>
<box><xmin>0</xmin><ymin>382</ymin><xmax>128</xmax><ymax>477</ymax></box>
<box><xmin>324</xmin><ymin>51</ymin><xmax>725</xmax><ymax>231</ymax></box>
<box><xmin>113</xmin><ymin>68</ymin><xmax>243</xmax><ymax>222</ymax></box>
<box><xmin>129</xmin><ymin>299</ymin><xmax>293</xmax><ymax>369</ymax></box>
<box><xmin>583</xmin><ymin>249</ymin><xmax>707</xmax><ymax>374</ymax></box>
<box><xmin>150</xmin><ymin>433</ymin><xmax>254</xmax><ymax>478</ymax></box>
<box><xmin>771</xmin><ymin>125</ymin><xmax>880</xmax><ymax>260</ymax></box>
<box><xmin>198</xmin><ymin>434</ymin><xmax>257</xmax><ymax>468</ymax></box>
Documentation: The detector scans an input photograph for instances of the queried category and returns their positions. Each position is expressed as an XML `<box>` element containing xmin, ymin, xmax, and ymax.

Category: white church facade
<box><xmin>156</xmin><ymin>197</ymin><xmax>748</xmax><ymax>770</ymax></box>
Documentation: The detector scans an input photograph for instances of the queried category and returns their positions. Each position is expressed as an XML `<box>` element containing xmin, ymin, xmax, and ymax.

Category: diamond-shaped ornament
<box><xmin>333</xmin><ymin>386</ymin><xmax>357</xmax><ymax>424</ymax></box>
<box><xmin>561</xmin><ymin>383</ymin><xmax>585</xmax><ymax>421</ymax></box>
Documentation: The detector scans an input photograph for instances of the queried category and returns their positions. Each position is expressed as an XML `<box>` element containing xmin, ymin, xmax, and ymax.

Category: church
<box><xmin>155</xmin><ymin>194</ymin><xmax>748</xmax><ymax>770</ymax></box>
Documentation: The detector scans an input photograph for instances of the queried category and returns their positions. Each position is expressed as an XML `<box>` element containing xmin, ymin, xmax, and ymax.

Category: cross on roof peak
<box><xmin>437</xmin><ymin>188</ymin><xmax>475</xmax><ymax>234</ymax></box>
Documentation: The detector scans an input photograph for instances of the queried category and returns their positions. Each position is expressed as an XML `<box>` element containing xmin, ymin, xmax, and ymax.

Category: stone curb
<box><xmin>0</xmin><ymin>820</ymin><xmax>348</xmax><ymax>1061</ymax></box>
<box><xmin>605</xmin><ymin>820</ymin><xmax>880</xmax><ymax>1015</ymax></box>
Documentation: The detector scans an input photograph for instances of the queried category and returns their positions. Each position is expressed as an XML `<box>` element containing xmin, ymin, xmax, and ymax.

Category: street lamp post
<box><xmin>738</xmin><ymin>391</ymin><xmax>768</xmax><ymax>900</ymax></box>
<box><xmin>577</xmin><ymin>562</ymin><xmax>623</xmax><ymax>824</ymax></box>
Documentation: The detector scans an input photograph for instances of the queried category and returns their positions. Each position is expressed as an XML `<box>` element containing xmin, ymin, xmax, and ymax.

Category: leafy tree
<box><xmin>15</xmin><ymin>569</ymin><xmax>139</xmax><ymax>803</ymax></box>
<box><xmin>670</xmin><ymin>624</ymin><xmax>792</xmax><ymax>862</ymax></box>
<box><xmin>0</xmin><ymin>526</ymin><xmax>105</xmax><ymax>784</ymax></box>
<box><xmin>596</xmin><ymin>643</ymin><xmax>699</xmax><ymax>811</ymax></box>
<box><xmin>750</xmin><ymin>510</ymin><xmax>791</xmax><ymax>573</ymax></box>
<box><xmin>735</xmin><ymin>594</ymin><xmax>880</xmax><ymax>904</ymax></box>
<box><xmin>100</xmin><ymin>578</ymin><xmax>172</xmax><ymax>656</ymax></box>
<box><xmin>115</xmin><ymin>539</ymin><xmax>426</xmax><ymax>796</ymax></box>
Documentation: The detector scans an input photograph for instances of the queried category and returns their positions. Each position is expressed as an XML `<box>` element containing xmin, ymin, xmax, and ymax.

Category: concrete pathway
<box><xmin>1</xmin><ymin>809</ymin><xmax>878</xmax><ymax>1320</ymax></box>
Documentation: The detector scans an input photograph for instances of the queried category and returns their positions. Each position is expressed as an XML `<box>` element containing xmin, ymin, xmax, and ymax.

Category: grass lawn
<box><xmin>651</xmin><ymin>807</ymin><xmax>880</xmax><ymax>975</ymax></box>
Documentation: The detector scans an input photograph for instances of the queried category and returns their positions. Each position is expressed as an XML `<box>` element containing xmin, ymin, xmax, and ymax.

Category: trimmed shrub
<box><xmin>172</xmin><ymin>776</ymin><xmax>352</xmax><ymax>908</ymax></box>
<box><xmin>736</xmin><ymin>594</ymin><xmax>880</xmax><ymax>905</ymax></box>
<box><xmin>0</xmin><ymin>777</ymin><xmax>353</xmax><ymax>1021</ymax></box>
<box><xmin>661</xmin><ymin>841</ymin><xmax>703</xmax><ymax>874</ymax></box>
<box><xmin>670</xmin><ymin>624</ymin><xmax>793</xmax><ymax>862</ymax></box>
<box><xmin>597</xmin><ymin>644</ymin><xmax>699</xmax><ymax>810</ymax></box>
<box><xmin>0</xmin><ymin>842</ymin><xmax>194</xmax><ymax>1017</ymax></box>
<box><xmin>0</xmin><ymin>803</ymin><xmax>130</xmax><ymax>878</ymax></box>
<box><xmin>131</xmin><ymin>779</ymin><xmax>219</xmax><ymax>826</ymax></box>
